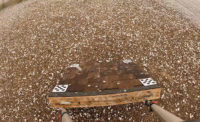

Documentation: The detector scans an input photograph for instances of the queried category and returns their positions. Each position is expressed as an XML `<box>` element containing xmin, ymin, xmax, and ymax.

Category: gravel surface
<box><xmin>0</xmin><ymin>0</ymin><xmax>200</xmax><ymax>121</ymax></box>
<box><xmin>162</xmin><ymin>0</ymin><xmax>200</xmax><ymax>28</ymax></box>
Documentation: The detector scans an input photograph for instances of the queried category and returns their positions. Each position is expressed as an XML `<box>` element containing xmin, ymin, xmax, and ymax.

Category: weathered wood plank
<box><xmin>48</xmin><ymin>61</ymin><xmax>161</xmax><ymax>108</ymax></box>
<box><xmin>49</xmin><ymin>86</ymin><xmax>161</xmax><ymax>108</ymax></box>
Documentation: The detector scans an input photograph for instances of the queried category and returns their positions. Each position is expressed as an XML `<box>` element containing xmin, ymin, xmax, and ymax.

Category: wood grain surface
<box><xmin>49</xmin><ymin>87</ymin><xmax>161</xmax><ymax>108</ymax></box>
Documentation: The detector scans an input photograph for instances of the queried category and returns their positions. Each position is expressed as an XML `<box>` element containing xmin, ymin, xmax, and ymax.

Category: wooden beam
<box><xmin>49</xmin><ymin>86</ymin><xmax>161</xmax><ymax>108</ymax></box>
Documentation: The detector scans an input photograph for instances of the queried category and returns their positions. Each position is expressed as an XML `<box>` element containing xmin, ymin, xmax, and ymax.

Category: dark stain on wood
<box><xmin>59</xmin><ymin>61</ymin><xmax>149</xmax><ymax>92</ymax></box>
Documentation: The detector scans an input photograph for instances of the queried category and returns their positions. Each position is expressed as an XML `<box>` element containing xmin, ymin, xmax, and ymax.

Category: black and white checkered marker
<box><xmin>139</xmin><ymin>78</ymin><xmax>157</xmax><ymax>86</ymax></box>
<box><xmin>52</xmin><ymin>85</ymin><xmax>68</xmax><ymax>92</ymax></box>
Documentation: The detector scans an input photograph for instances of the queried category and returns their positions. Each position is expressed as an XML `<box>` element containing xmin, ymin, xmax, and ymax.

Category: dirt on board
<box><xmin>59</xmin><ymin>61</ymin><xmax>147</xmax><ymax>92</ymax></box>
<box><xmin>0</xmin><ymin>0</ymin><xmax>200</xmax><ymax>121</ymax></box>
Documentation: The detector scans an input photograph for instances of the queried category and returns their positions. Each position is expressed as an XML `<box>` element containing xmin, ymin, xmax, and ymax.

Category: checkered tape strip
<box><xmin>52</xmin><ymin>85</ymin><xmax>68</xmax><ymax>92</ymax></box>
<box><xmin>139</xmin><ymin>78</ymin><xmax>157</xmax><ymax>86</ymax></box>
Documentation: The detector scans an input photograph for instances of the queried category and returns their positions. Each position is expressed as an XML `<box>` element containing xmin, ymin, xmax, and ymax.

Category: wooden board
<box><xmin>48</xmin><ymin>60</ymin><xmax>161</xmax><ymax>108</ymax></box>
<box><xmin>49</xmin><ymin>85</ymin><xmax>161</xmax><ymax>108</ymax></box>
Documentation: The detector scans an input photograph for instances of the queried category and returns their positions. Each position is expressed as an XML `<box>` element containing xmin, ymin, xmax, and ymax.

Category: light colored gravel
<box><xmin>0</xmin><ymin>0</ymin><xmax>200</xmax><ymax>121</ymax></box>
<box><xmin>160</xmin><ymin>0</ymin><xmax>200</xmax><ymax>28</ymax></box>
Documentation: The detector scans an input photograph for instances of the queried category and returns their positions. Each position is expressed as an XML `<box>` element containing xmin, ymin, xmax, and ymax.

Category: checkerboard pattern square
<box><xmin>52</xmin><ymin>85</ymin><xmax>68</xmax><ymax>92</ymax></box>
<box><xmin>139</xmin><ymin>78</ymin><xmax>157</xmax><ymax>86</ymax></box>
